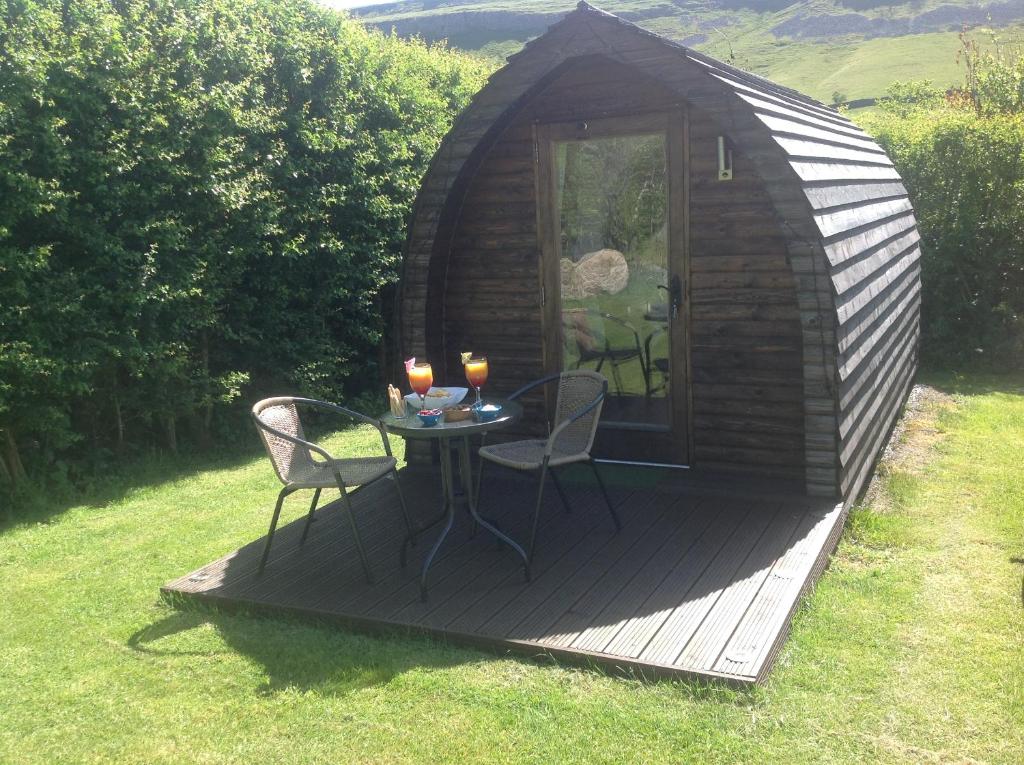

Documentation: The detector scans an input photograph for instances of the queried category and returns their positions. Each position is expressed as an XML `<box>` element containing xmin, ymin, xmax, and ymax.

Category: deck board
<box><xmin>163</xmin><ymin>465</ymin><xmax>846</xmax><ymax>685</ymax></box>
<box><xmin>677</xmin><ymin>504</ymin><xmax>803</xmax><ymax>672</ymax></box>
<box><xmin>602</xmin><ymin>502</ymin><xmax>747</xmax><ymax>658</ymax></box>
<box><xmin>714</xmin><ymin>507</ymin><xmax>836</xmax><ymax>678</ymax></box>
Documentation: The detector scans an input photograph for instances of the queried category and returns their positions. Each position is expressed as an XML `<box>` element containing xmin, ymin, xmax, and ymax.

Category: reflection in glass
<box><xmin>555</xmin><ymin>133</ymin><xmax>670</xmax><ymax>429</ymax></box>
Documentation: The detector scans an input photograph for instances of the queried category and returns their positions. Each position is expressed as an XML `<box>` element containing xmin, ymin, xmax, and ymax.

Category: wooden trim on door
<box><xmin>534</xmin><ymin>110</ymin><xmax>691</xmax><ymax>463</ymax></box>
<box><xmin>668</xmin><ymin>105</ymin><xmax>692</xmax><ymax>465</ymax></box>
<box><xmin>538</xmin><ymin>111</ymin><xmax>672</xmax><ymax>141</ymax></box>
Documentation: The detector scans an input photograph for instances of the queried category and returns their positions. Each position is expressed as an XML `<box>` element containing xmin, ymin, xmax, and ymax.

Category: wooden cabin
<box><xmin>397</xmin><ymin>2</ymin><xmax>921</xmax><ymax>501</ymax></box>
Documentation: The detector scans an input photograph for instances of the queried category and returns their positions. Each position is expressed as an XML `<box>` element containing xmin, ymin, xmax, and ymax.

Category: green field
<box><xmin>348</xmin><ymin>0</ymin><xmax>1024</xmax><ymax>106</ymax></box>
<box><xmin>2</xmin><ymin>373</ymin><xmax>1022</xmax><ymax>763</ymax></box>
<box><xmin>706</xmin><ymin>25</ymin><xmax>1023</xmax><ymax>104</ymax></box>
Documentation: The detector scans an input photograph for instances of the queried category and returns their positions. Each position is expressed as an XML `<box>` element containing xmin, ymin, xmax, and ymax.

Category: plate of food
<box><xmin>405</xmin><ymin>386</ymin><xmax>468</xmax><ymax>410</ymax></box>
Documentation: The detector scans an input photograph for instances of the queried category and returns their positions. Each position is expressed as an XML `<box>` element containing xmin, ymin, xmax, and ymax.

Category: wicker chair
<box><xmin>476</xmin><ymin>370</ymin><xmax>621</xmax><ymax>570</ymax></box>
<box><xmin>251</xmin><ymin>397</ymin><xmax>414</xmax><ymax>582</ymax></box>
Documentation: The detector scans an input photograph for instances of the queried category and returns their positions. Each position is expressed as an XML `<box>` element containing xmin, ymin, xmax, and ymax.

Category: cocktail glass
<box><xmin>464</xmin><ymin>356</ymin><xmax>488</xmax><ymax>407</ymax></box>
<box><xmin>408</xmin><ymin>362</ymin><xmax>433</xmax><ymax>412</ymax></box>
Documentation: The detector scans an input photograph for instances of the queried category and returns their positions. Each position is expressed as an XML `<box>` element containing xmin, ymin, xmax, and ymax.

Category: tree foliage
<box><xmin>0</xmin><ymin>0</ymin><xmax>490</xmax><ymax>496</ymax></box>
<box><xmin>863</xmin><ymin>40</ymin><xmax>1024</xmax><ymax>369</ymax></box>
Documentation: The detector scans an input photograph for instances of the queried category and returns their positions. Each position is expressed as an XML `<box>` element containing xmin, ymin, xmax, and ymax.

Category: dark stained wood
<box><xmin>397</xmin><ymin>2</ymin><xmax>920</xmax><ymax>500</ymax></box>
<box><xmin>163</xmin><ymin>465</ymin><xmax>847</xmax><ymax>686</ymax></box>
<box><xmin>713</xmin><ymin>502</ymin><xmax>841</xmax><ymax>678</ymax></box>
<box><xmin>670</xmin><ymin>105</ymin><xmax>693</xmax><ymax>464</ymax></box>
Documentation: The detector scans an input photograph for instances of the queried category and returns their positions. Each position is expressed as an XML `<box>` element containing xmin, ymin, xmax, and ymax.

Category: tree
<box><xmin>0</xmin><ymin>0</ymin><xmax>491</xmax><ymax>502</ymax></box>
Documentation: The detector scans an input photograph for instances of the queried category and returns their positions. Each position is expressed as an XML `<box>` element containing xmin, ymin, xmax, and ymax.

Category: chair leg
<box><xmin>299</xmin><ymin>488</ymin><xmax>321</xmax><ymax>545</ymax></box>
<box><xmin>391</xmin><ymin>469</ymin><xmax>415</xmax><ymax>568</ymax></box>
<box><xmin>528</xmin><ymin>458</ymin><xmax>550</xmax><ymax>566</ymax></box>
<box><xmin>589</xmin><ymin>458</ymin><xmax>621</xmax><ymax>531</ymax></box>
<box><xmin>474</xmin><ymin>434</ymin><xmax>488</xmax><ymax>510</ymax></box>
<box><xmin>610</xmin><ymin>360</ymin><xmax>625</xmax><ymax>395</ymax></box>
<box><xmin>391</xmin><ymin>469</ymin><xmax>415</xmax><ymax>541</ymax></box>
<box><xmin>336</xmin><ymin>476</ymin><xmax>374</xmax><ymax>584</ymax></box>
<box><xmin>471</xmin><ymin>455</ymin><xmax>486</xmax><ymax>538</ymax></box>
<box><xmin>550</xmin><ymin>468</ymin><xmax>572</xmax><ymax>515</ymax></box>
<box><xmin>258</xmin><ymin>487</ymin><xmax>289</xmax><ymax>575</ymax></box>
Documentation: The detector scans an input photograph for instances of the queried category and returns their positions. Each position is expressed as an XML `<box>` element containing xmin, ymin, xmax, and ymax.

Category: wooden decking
<box><xmin>163</xmin><ymin>465</ymin><xmax>846</xmax><ymax>685</ymax></box>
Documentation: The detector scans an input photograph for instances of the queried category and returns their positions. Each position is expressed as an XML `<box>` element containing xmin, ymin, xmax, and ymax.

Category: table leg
<box><xmin>419</xmin><ymin>437</ymin><xmax>457</xmax><ymax>601</ymax></box>
<box><xmin>456</xmin><ymin>437</ymin><xmax>530</xmax><ymax>581</ymax></box>
<box><xmin>401</xmin><ymin>444</ymin><xmax>454</xmax><ymax>562</ymax></box>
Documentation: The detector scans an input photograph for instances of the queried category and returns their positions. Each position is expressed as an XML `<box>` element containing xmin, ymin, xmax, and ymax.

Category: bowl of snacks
<box><xmin>405</xmin><ymin>386</ymin><xmax>467</xmax><ymax>410</ymax></box>
<box><xmin>472</xmin><ymin>402</ymin><xmax>503</xmax><ymax>423</ymax></box>
<box><xmin>442</xmin><ymin>404</ymin><xmax>474</xmax><ymax>423</ymax></box>
<box><xmin>417</xmin><ymin>408</ymin><xmax>443</xmax><ymax>427</ymax></box>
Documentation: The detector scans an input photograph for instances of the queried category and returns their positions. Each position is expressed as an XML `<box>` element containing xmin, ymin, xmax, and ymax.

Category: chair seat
<box><xmin>479</xmin><ymin>439</ymin><xmax>587</xmax><ymax>470</ymax></box>
<box><xmin>286</xmin><ymin>455</ymin><xmax>396</xmax><ymax>489</ymax></box>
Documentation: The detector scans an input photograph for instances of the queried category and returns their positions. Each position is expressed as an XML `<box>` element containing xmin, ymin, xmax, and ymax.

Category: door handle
<box><xmin>670</xmin><ymin>275</ymin><xmax>683</xmax><ymax>320</ymax></box>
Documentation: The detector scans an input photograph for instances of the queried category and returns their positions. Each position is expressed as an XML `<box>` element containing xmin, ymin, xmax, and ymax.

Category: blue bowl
<box><xmin>417</xmin><ymin>408</ymin><xmax>443</xmax><ymax>427</ymax></box>
<box><xmin>472</xmin><ymin>403</ymin><xmax>503</xmax><ymax>423</ymax></box>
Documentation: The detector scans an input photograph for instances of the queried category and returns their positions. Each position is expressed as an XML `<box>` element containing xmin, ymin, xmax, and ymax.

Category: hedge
<box><xmin>0</xmin><ymin>0</ymin><xmax>490</xmax><ymax>497</ymax></box>
<box><xmin>861</xmin><ymin>46</ymin><xmax>1024</xmax><ymax>370</ymax></box>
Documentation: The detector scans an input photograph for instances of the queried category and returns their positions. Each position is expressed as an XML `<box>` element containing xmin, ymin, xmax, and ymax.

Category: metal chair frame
<box><xmin>476</xmin><ymin>372</ymin><xmax>621</xmax><ymax>575</ymax></box>
<box><xmin>563</xmin><ymin>308</ymin><xmax>649</xmax><ymax>396</ymax></box>
<box><xmin>251</xmin><ymin>397</ymin><xmax>415</xmax><ymax>582</ymax></box>
<box><xmin>643</xmin><ymin>325</ymin><xmax>670</xmax><ymax>397</ymax></box>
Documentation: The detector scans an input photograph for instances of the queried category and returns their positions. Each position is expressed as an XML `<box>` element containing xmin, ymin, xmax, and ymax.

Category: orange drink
<box><xmin>465</xmin><ymin>358</ymin><xmax>488</xmax><ymax>388</ymax></box>
<box><xmin>464</xmin><ymin>356</ymin><xmax>488</xmax><ymax>406</ymax></box>
<box><xmin>408</xmin><ymin>362</ymin><xmax>433</xmax><ymax>409</ymax></box>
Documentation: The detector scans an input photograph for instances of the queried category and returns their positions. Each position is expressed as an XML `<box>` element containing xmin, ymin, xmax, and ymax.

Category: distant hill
<box><xmin>344</xmin><ymin>0</ymin><xmax>1024</xmax><ymax>105</ymax></box>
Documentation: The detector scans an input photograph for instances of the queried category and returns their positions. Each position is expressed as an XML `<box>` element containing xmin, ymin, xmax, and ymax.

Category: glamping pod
<box><xmin>398</xmin><ymin>2</ymin><xmax>921</xmax><ymax>500</ymax></box>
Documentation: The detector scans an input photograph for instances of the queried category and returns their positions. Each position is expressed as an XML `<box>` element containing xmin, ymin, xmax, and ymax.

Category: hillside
<box><xmin>345</xmin><ymin>0</ymin><xmax>1024</xmax><ymax>105</ymax></box>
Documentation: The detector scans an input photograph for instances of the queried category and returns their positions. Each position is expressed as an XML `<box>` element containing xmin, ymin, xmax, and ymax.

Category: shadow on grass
<box><xmin>1</xmin><ymin>418</ymin><xmax>371</xmax><ymax>533</ymax></box>
<box><xmin>127</xmin><ymin>607</ymin><xmax>469</xmax><ymax>696</ymax></box>
<box><xmin>917</xmin><ymin>368</ymin><xmax>1024</xmax><ymax>397</ymax></box>
<box><xmin>127</xmin><ymin>607</ymin><xmax>753</xmax><ymax>701</ymax></box>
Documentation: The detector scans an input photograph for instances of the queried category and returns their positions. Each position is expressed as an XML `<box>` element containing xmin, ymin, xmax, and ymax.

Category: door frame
<box><xmin>533</xmin><ymin>108</ymin><xmax>692</xmax><ymax>465</ymax></box>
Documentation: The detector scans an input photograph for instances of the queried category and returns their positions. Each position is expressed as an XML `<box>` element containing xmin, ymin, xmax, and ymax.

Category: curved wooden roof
<box><xmin>399</xmin><ymin>2</ymin><xmax>921</xmax><ymax>499</ymax></box>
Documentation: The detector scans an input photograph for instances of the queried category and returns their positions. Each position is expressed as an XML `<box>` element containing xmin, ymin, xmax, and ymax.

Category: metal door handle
<box><xmin>670</xmin><ymin>275</ymin><xmax>682</xmax><ymax>320</ymax></box>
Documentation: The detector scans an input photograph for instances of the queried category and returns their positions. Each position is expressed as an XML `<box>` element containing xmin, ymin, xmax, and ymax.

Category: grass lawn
<box><xmin>1</xmin><ymin>373</ymin><xmax>1022</xmax><ymax>763</ymax></box>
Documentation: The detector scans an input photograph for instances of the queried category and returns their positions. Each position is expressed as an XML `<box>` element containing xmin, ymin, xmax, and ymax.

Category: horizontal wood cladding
<box><xmin>730</xmin><ymin>28</ymin><xmax>921</xmax><ymax>500</ymax></box>
<box><xmin>741</xmin><ymin>77</ymin><xmax>921</xmax><ymax>500</ymax></box>
<box><xmin>401</xmin><ymin>3</ymin><xmax>923</xmax><ymax>498</ymax></box>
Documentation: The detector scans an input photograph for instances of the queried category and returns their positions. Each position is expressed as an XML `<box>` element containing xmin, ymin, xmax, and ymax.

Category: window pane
<box><xmin>555</xmin><ymin>133</ymin><xmax>671</xmax><ymax>429</ymax></box>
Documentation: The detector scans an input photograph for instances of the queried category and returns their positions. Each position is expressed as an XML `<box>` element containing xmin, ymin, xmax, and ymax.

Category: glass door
<box><xmin>536</xmin><ymin>112</ymin><xmax>688</xmax><ymax>465</ymax></box>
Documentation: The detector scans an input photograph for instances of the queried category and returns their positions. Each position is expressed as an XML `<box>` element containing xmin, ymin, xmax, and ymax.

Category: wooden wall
<box><xmin>399</xmin><ymin>4</ymin><xmax>922</xmax><ymax>496</ymax></box>
<box><xmin>435</xmin><ymin>58</ymin><xmax>805</xmax><ymax>479</ymax></box>
<box><xmin>728</xmin><ymin>71</ymin><xmax>922</xmax><ymax>498</ymax></box>
<box><xmin>686</xmin><ymin>106</ymin><xmax>805</xmax><ymax>479</ymax></box>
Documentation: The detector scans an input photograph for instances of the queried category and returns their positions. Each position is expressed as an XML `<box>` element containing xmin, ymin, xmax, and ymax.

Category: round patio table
<box><xmin>380</xmin><ymin>398</ymin><xmax>528</xmax><ymax>600</ymax></box>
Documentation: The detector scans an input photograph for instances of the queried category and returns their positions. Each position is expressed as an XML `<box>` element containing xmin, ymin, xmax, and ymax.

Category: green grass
<box><xmin>2</xmin><ymin>374</ymin><xmax>1022</xmax><ymax>763</ymax></box>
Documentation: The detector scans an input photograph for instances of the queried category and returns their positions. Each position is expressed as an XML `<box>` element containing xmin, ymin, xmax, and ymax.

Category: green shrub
<box><xmin>862</xmin><ymin>46</ymin><xmax>1024</xmax><ymax>369</ymax></box>
<box><xmin>0</xmin><ymin>0</ymin><xmax>490</xmax><ymax>498</ymax></box>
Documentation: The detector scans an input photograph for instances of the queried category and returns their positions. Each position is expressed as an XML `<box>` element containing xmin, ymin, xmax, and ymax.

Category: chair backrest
<box><xmin>252</xmin><ymin>397</ymin><xmax>316</xmax><ymax>484</ymax></box>
<box><xmin>552</xmin><ymin>370</ymin><xmax>606</xmax><ymax>456</ymax></box>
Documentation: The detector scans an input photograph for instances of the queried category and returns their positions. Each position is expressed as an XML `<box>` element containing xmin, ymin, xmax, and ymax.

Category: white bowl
<box><xmin>405</xmin><ymin>386</ymin><xmax>468</xmax><ymax>411</ymax></box>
